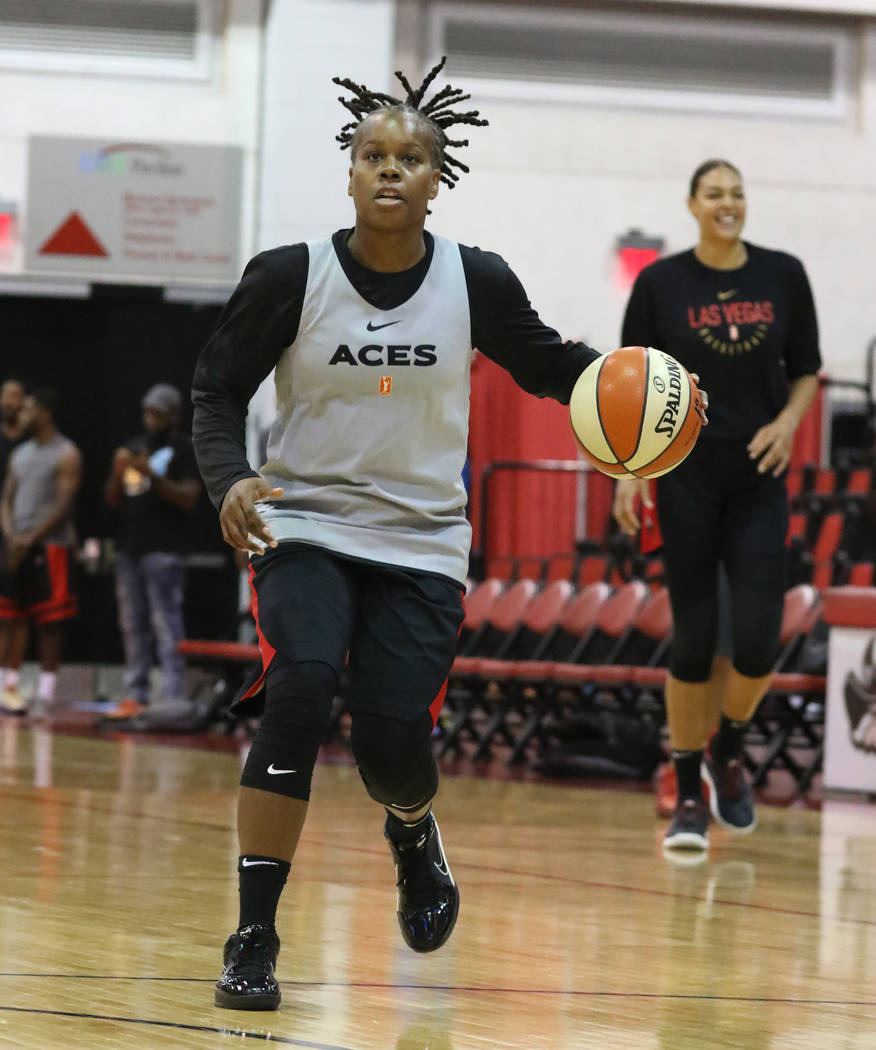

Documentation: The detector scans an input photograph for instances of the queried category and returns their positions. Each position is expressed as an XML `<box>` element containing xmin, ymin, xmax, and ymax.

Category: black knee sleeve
<box><xmin>670</xmin><ymin>652</ymin><xmax>714</xmax><ymax>683</ymax></box>
<box><xmin>669</xmin><ymin>627</ymin><xmax>715</xmax><ymax>683</ymax></box>
<box><xmin>350</xmin><ymin>711</ymin><xmax>438</xmax><ymax>811</ymax></box>
<box><xmin>241</xmin><ymin>658</ymin><xmax>337</xmax><ymax>800</ymax></box>
<box><xmin>733</xmin><ymin>635</ymin><xmax>781</xmax><ymax>679</ymax></box>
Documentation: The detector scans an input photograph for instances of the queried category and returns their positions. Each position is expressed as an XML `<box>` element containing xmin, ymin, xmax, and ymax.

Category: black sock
<box><xmin>672</xmin><ymin>749</ymin><xmax>704</xmax><ymax>801</ymax></box>
<box><xmin>384</xmin><ymin>808</ymin><xmax>432</xmax><ymax>848</ymax></box>
<box><xmin>712</xmin><ymin>715</ymin><xmax>748</xmax><ymax>763</ymax></box>
<box><xmin>237</xmin><ymin>855</ymin><xmax>291</xmax><ymax>930</ymax></box>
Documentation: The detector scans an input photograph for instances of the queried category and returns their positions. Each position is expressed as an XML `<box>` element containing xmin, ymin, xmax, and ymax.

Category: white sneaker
<box><xmin>1</xmin><ymin>685</ymin><xmax>27</xmax><ymax>715</ymax></box>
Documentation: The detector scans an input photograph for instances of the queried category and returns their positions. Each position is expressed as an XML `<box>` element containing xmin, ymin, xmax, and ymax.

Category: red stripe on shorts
<box><xmin>428</xmin><ymin>678</ymin><xmax>449</xmax><ymax>729</ymax></box>
<box><xmin>428</xmin><ymin>586</ymin><xmax>467</xmax><ymax>728</ymax></box>
<box><xmin>238</xmin><ymin>562</ymin><xmax>277</xmax><ymax>701</ymax></box>
<box><xmin>47</xmin><ymin>545</ymin><xmax>70</xmax><ymax>605</ymax></box>
<box><xmin>0</xmin><ymin>597</ymin><xmax>26</xmax><ymax>621</ymax></box>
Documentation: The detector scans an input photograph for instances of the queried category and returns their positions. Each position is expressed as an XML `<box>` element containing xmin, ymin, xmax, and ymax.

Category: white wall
<box><xmin>0</xmin><ymin>0</ymin><xmax>871</xmax><ymax>385</ymax></box>
<box><xmin>0</xmin><ymin>0</ymin><xmax>263</xmax><ymax>276</ymax></box>
<box><xmin>422</xmin><ymin>15</ymin><xmax>876</xmax><ymax>385</ymax></box>
<box><xmin>251</xmin><ymin>0</ymin><xmax>876</xmax><ymax>385</ymax></box>
<box><xmin>250</xmin><ymin>0</ymin><xmax>396</xmax><ymax>443</ymax></box>
<box><xmin>257</xmin><ymin>0</ymin><xmax>396</xmax><ymax>251</ymax></box>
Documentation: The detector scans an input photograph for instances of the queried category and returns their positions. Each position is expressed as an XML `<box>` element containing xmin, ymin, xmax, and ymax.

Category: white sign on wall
<box><xmin>25</xmin><ymin>137</ymin><xmax>243</xmax><ymax>284</ymax></box>
<box><xmin>824</xmin><ymin>628</ymin><xmax>876</xmax><ymax>792</ymax></box>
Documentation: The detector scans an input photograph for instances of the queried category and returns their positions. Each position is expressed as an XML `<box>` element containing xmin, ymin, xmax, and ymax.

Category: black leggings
<box><xmin>656</xmin><ymin>438</ymin><xmax>788</xmax><ymax>683</ymax></box>
<box><xmin>239</xmin><ymin>544</ymin><xmax>464</xmax><ymax>804</ymax></box>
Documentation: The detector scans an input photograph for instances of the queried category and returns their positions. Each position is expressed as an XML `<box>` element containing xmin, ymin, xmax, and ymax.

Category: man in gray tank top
<box><xmin>0</xmin><ymin>389</ymin><xmax>82</xmax><ymax>714</ymax></box>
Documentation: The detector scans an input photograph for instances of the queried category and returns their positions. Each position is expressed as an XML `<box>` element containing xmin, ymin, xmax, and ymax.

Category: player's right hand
<box><xmin>612</xmin><ymin>477</ymin><xmax>652</xmax><ymax>536</ymax></box>
<box><xmin>219</xmin><ymin>477</ymin><xmax>284</xmax><ymax>555</ymax></box>
<box><xmin>113</xmin><ymin>447</ymin><xmax>132</xmax><ymax>474</ymax></box>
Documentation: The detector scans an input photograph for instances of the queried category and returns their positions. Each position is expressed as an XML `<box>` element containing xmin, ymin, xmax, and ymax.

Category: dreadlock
<box><xmin>332</xmin><ymin>56</ymin><xmax>488</xmax><ymax>189</ymax></box>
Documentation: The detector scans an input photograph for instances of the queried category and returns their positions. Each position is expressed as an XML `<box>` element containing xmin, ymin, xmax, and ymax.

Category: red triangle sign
<box><xmin>39</xmin><ymin>211</ymin><xmax>108</xmax><ymax>257</ymax></box>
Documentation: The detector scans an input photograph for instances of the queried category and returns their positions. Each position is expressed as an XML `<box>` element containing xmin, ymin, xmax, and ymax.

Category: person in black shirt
<box><xmin>0</xmin><ymin>378</ymin><xmax>26</xmax><ymax>473</ymax></box>
<box><xmin>104</xmin><ymin>384</ymin><xmax>200</xmax><ymax>719</ymax></box>
<box><xmin>0</xmin><ymin>378</ymin><xmax>28</xmax><ymax>709</ymax></box>
<box><xmin>614</xmin><ymin>159</ymin><xmax>821</xmax><ymax>852</ymax></box>
<box><xmin>193</xmin><ymin>58</ymin><xmax>599</xmax><ymax>1011</ymax></box>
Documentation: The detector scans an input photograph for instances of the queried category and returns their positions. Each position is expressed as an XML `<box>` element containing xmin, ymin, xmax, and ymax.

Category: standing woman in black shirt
<box><xmin>614</xmin><ymin>159</ymin><xmax>821</xmax><ymax>852</ymax></box>
<box><xmin>192</xmin><ymin>58</ymin><xmax>599</xmax><ymax>1010</ymax></box>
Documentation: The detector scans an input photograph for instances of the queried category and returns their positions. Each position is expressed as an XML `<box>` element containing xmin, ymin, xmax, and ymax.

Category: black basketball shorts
<box><xmin>237</xmin><ymin>542</ymin><xmax>466</xmax><ymax>725</ymax></box>
<box><xmin>0</xmin><ymin>543</ymin><xmax>78</xmax><ymax>625</ymax></box>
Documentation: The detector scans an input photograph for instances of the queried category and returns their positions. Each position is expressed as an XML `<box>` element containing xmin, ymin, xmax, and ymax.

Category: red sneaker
<box><xmin>104</xmin><ymin>698</ymin><xmax>147</xmax><ymax>720</ymax></box>
<box><xmin>654</xmin><ymin>762</ymin><xmax>677</xmax><ymax>819</ymax></box>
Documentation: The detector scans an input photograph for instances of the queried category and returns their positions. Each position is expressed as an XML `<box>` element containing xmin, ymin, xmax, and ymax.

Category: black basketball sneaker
<box><xmin>701</xmin><ymin>745</ymin><xmax>757</xmax><ymax>833</ymax></box>
<box><xmin>385</xmin><ymin>813</ymin><xmax>459</xmax><ymax>952</ymax></box>
<box><xmin>663</xmin><ymin>798</ymin><xmax>710</xmax><ymax>851</ymax></box>
<box><xmin>214</xmin><ymin>923</ymin><xmax>281</xmax><ymax>1010</ymax></box>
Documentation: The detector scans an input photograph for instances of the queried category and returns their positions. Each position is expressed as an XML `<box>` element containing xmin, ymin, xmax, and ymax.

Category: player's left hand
<box><xmin>747</xmin><ymin>416</ymin><xmax>795</xmax><ymax>476</ymax></box>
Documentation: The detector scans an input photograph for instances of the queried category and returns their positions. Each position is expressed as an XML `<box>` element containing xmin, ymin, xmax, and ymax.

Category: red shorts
<box><xmin>0</xmin><ymin>543</ymin><xmax>78</xmax><ymax>625</ymax></box>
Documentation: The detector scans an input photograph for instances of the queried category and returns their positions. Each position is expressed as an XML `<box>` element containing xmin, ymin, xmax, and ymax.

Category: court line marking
<box><xmin>0</xmin><ymin>976</ymin><xmax>873</xmax><ymax>1008</ymax></box>
<box><xmin>2</xmin><ymin>790</ymin><xmax>874</xmax><ymax>930</ymax></box>
<box><xmin>326</xmin><ymin>841</ymin><xmax>876</xmax><ymax>929</ymax></box>
<box><xmin>0</xmin><ymin>1005</ymin><xmax>356</xmax><ymax>1048</ymax></box>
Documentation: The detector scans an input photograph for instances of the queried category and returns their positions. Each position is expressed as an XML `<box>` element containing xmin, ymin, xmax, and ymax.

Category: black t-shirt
<box><xmin>0</xmin><ymin>430</ymin><xmax>26</xmax><ymax>485</ymax></box>
<box><xmin>192</xmin><ymin>229</ymin><xmax>598</xmax><ymax>511</ymax></box>
<box><xmin>118</xmin><ymin>431</ymin><xmax>199</xmax><ymax>556</ymax></box>
<box><xmin>621</xmin><ymin>243</ymin><xmax>821</xmax><ymax>440</ymax></box>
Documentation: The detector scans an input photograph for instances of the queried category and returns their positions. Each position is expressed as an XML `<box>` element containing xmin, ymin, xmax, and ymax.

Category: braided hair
<box><xmin>332</xmin><ymin>56</ymin><xmax>488</xmax><ymax>189</ymax></box>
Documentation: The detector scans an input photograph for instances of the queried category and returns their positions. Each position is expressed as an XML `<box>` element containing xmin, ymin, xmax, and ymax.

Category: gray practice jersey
<box><xmin>192</xmin><ymin>229</ymin><xmax>598</xmax><ymax>585</ymax></box>
<box><xmin>260</xmin><ymin>234</ymin><xmax>473</xmax><ymax>581</ymax></box>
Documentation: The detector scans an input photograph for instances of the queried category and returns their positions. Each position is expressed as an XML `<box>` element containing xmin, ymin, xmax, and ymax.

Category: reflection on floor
<box><xmin>0</xmin><ymin>707</ymin><xmax>874</xmax><ymax>1049</ymax></box>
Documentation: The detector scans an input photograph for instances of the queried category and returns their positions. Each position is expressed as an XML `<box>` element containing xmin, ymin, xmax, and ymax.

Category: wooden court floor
<box><xmin>0</xmin><ymin>717</ymin><xmax>875</xmax><ymax>1049</ymax></box>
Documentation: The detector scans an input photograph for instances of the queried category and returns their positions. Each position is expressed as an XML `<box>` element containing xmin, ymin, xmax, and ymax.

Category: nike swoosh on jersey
<box><xmin>717</xmin><ymin>289</ymin><xmax>738</xmax><ymax>300</ymax></box>
<box><xmin>267</xmin><ymin>763</ymin><xmax>299</xmax><ymax>775</ymax></box>
<box><xmin>366</xmin><ymin>319</ymin><xmax>402</xmax><ymax>331</ymax></box>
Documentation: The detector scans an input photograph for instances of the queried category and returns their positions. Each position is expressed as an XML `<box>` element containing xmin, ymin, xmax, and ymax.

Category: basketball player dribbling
<box><xmin>614</xmin><ymin>159</ymin><xmax>821</xmax><ymax>853</ymax></box>
<box><xmin>192</xmin><ymin>58</ymin><xmax>602</xmax><ymax>1011</ymax></box>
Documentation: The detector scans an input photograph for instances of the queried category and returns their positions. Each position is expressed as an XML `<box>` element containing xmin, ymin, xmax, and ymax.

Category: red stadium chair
<box><xmin>515</xmin><ymin>555</ymin><xmax>548</xmax><ymax>583</ymax></box>
<box><xmin>450</xmin><ymin>582</ymin><xmax>574</xmax><ymax>759</ymax></box>
<box><xmin>455</xmin><ymin>578</ymin><xmax>540</xmax><ymax>662</ymax></box>
<box><xmin>787</xmin><ymin>512</ymin><xmax>807</xmax><ymax>544</ymax></box>
<box><xmin>814</xmin><ymin>467</ymin><xmax>836</xmax><ymax>497</ymax></box>
<box><xmin>811</xmin><ymin>512</ymin><xmax>845</xmax><ymax>565</ymax></box>
<box><xmin>611</xmin><ymin>585</ymin><xmax>673</xmax><ymax>668</ymax></box>
<box><xmin>545</xmin><ymin>552</ymin><xmax>576</xmax><ymax>582</ymax></box>
<box><xmin>486</xmin><ymin>555</ymin><xmax>517</xmax><ymax>582</ymax></box>
<box><xmin>532</xmin><ymin>580</ymin><xmax>613</xmax><ymax>662</ymax></box>
<box><xmin>441</xmin><ymin>579</ymin><xmax>539</xmax><ymax>757</ymax></box>
<box><xmin>849</xmin><ymin>562</ymin><xmax>875</xmax><ymax>586</ymax></box>
<box><xmin>785</xmin><ymin>466</ymin><xmax>803</xmax><ymax>502</ymax></box>
<box><xmin>457</xmin><ymin>578</ymin><xmax>504</xmax><ymax>654</ymax></box>
<box><xmin>566</xmin><ymin>579</ymin><xmax>650</xmax><ymax>665</ymax></box>
<box><xmin>748</xmin><ymin>585</ymin><xmax>827</xmax><ymax>792</ymax></box>
<box><xmin>643</xmin><ymin>556</ymin><xmax>666</xmax><ymax>591</ymax></box>
<box><xmin>441</xmin><ymin>580</ymin><xmax>602</xmax><ymax>760</ymax></box>
<box><xmin>506</xmin><ymin>579</ymin><xmax>575</xmax><ymax>661</ymax></box>
<box><xmin>845</xmin><ymin>467</ymin><xmax>872</xmax><ymax>495</ymax></box>
<box><xmin>462</xmin><ymin>579</ymin><xmax>537</xmax><ymax>659</ymax></box>
<box><xmin>576</xmin><ymin>554</ymin><xmax>611</xmax><ymax>586</ymax></box>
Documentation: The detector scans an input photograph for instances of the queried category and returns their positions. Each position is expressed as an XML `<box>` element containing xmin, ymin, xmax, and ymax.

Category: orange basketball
<box><xmin>569</xmin><ymin>346</ymin><xmax>705</xmax><ymax>479</ymax></box>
